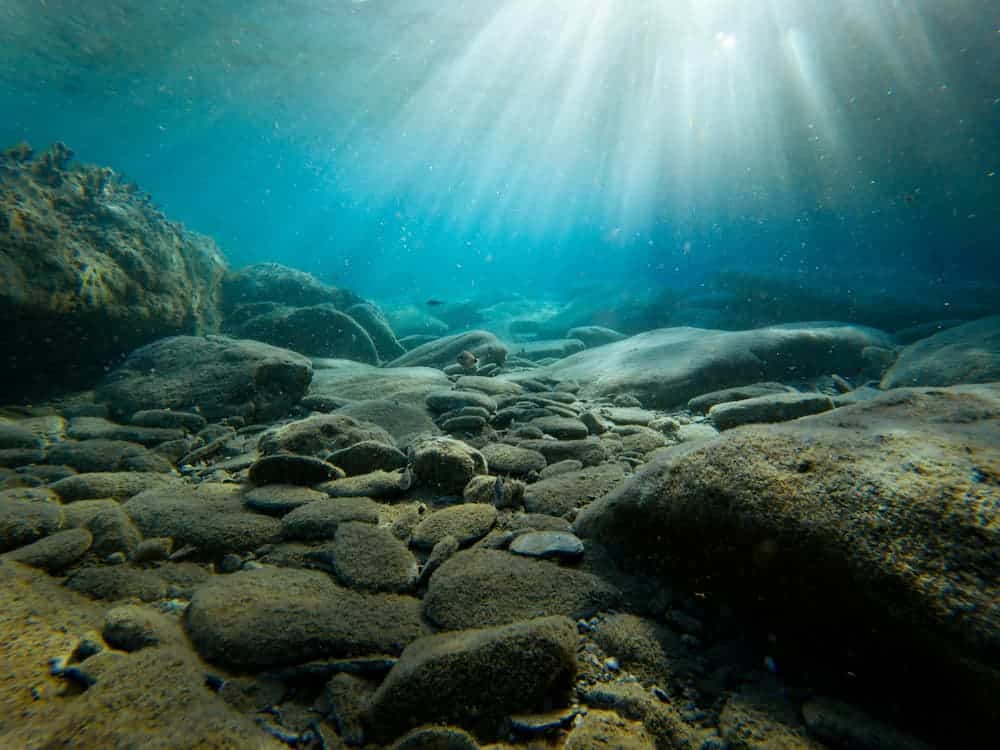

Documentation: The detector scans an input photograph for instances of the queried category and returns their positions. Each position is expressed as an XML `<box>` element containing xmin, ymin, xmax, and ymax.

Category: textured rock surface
<box><xmin>186</xmin><ymin>566</ymin><xmax>429</xmax><ymax>669</ymax></box>
<box><xmin>366</xmin><ymin>616</ymin><xmax>578</xmax><ymax>742</ymax></box>
<box><xmin>0</xmin><ymin>562</ymin><xmax>286</xmax><ymax>749</ymax></box>
<box><xmin>0</xmin><ymin>144</ymin><xmax>227</xmax><ymax>398</ymax></box>
<box><xmin>388</xmin><ymin>330</ymin><xmax>508</xmax><ymax>369</ymax></box>
<box><xmin>97</xmin><ymin>335</ymin><xmax>312</xmax><ymax>422</ymax></box>
<box><xmin>707</xmin><ymin>391</ymin><xmax>834</xmax><ymax>430</ymax></box>
<box><xmin>881</xmin><ymin>315</ymin><xmax>1000</xmax><ymax>388</ymax></box>
<box><xmin>424</xmin><ymin>549</ymin><xmax>619</xmax><ymax>629</ymax></box>
<box><xmin>309</xmin><ymin>359</ymin><xmax>450</xmax><ymax>408</ymax></box>
<box><xmin>577</xmin><ymin>384</ymin><xmax>1000</xmax><ymax>737</ymax></box>
<box><xmin>230</xmin><ymin>303</ymin><xmax>380</xmax><ymax>363</ymax></box>
<box><xmin>124</xmin><ymin>484</ymin><xmax>281</xmax><ymax>555</ymax></box>
<box><xmin>514</xmin><ymin>324</ymin><xmax>893</xmax><ymax>408</ymax></box>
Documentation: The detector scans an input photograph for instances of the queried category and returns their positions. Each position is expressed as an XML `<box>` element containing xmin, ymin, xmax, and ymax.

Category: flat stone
<box><xmin>243</xmin><ymin>484</ymin><xmax>326</xmax><ymax>515</ymax></box>
<box><xmin>523</xmin><ymin>463</ymin><xmax>626</xmax><ymax>517</ymax></box>
<box><xmin>516</xmin><ymin>438</ymin><xmax>607</xmax><ymax>467</ymax></box>
<box><xmin>248</xmin><ymin>454</ymin><xmax>342</xmax><ymax>485</ymax></box>
<box><xmin>0</xmin><ymin>488</ymin><xmax>64</xmax><ymax>552</ymax></box>
<box><xmin>124</xmin><ymin>485</ymin><xmax>281</xmax><ymax>556</ymax></box>
<box><xmin>528</xmin><ymin>416</ymin><xmax>589</xmax><ymax>440</ymax></box>
<box><xmin>129</xmin><ymin>409</ymin><xmax>207</xmax><ymax>432</ymax></box>
<box><xmin>426</xmin><ymin>389</ymin><xmax>497</xmax><ymax>414</ymax></box>
<box><xmin>601</xmin><ymin>407</ymin><xmax>656</xmax><ymax>426</ymax></box>
<box><xmin>3</xmin><ymin>527</ymin><xmax>92</xmax><ymax>571</ymax></box>
<box><xmin>687</xmin><ymin>382</ymin><xmax>797</xmax><ymax>413</ymax></box>
<box><xmin>67</xmin><ymin>417</ymin><xmax>185</xmax><ymax>446</ymax></box>
<box><xmin>321</xmin><ymin>470</ymin><xmax>406</xmax><ymax>499</ymax></box>
<box><xmin>185</xmin><ymin>567</ymin><xmax>430</xmax><ymax>670</ymax></box>
<box><xmin>412</xmin><ymin>504</ymin><xmax>497</xmax><ymax>549</ymax></box>
<box><xmin>328</xmin><ymin>440</ymin><xmax>408</xmax><ymax>476</ymax></box>
<box><xmin>65</xmin><ymin>565</ymin><xmax>169</xmax><ymax>602</ymax></box>
<box><xmin>281</xmin><ymin>497</ymin><xmax>380</xmax><ymax>541</ymax></box>
<box><xmin>45</xmin><ymin>439</ymin><xmax>174</xmax><ymax>473</ymax></box>
<box><xmin>0</xmin><ymin>420</ymin><xmax>43</xmax><ymax>450</ymax></box>
<box><xmin>538</xmin><ymin>459</ymin><xmax>584</xmax><ymax>478</ymax></box>
<box><xmin>424</xmin><ymin>549</ymin><xmax>619</xmax><ymax>630</ymax></box>
<box><xmin>308</xmin><ymin>360</ymin><xmax>450</xmax><ymax>409</ymax></box>
<box><xmin>454</xmin><ymin>375</ymin><xmax>523</xmax><ymax>396</ymax></box>
<box><xmin>509</xmin><ymin>531</ymin><xmax>584</xmax><ymax>562</ymax></box>
<box><xmin>708</xmin><ymin>392</ymin><xmax>835</xmax><ymax>430</ymax></box>
<box><xmin>480</xmin><ymin>443</ymin><xmax>547</xmax><ymax>476</ymax></box>
<box><xmin>329</xmin><ymin>521</ymin><xmax>419</xmax><ymax>593</ymax></box>
<box><xmin>259</xmin><ymin>413</ymin><xmax>394</xmax><ymax>457</ymax></box>
<box><xmin>366</xmin><ymin>616</ymin><xmax>578</xmax><ymax>742</ymax></box>
<box><xmin>336</xmin><ymin>399</ymin><xmax>440</xmax><ymax>445</ymax></box>
<box><xmin>567</xmin><ymin>326</ymin><xmax>627</xmax><ymax>347</ymax></box>
<box><xmin>49</xmin><ymin>472</ymin><xmax>180</xmax><ymax>502</ymax></box>
<box><xmin>440</xmin><ymin>416</ymin><xmax>487</xmax><ymax>432</ymax></box>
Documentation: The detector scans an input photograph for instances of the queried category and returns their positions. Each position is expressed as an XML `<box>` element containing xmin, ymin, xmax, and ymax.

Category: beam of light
<box><xmin>2</xmin><ymin>0</ymin><xmax>991</xmax><ymax>284</ymax></box>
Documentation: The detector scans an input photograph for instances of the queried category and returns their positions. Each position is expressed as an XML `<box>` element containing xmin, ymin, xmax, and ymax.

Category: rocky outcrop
<box><xmin>513</xmin><ymin>323</ymin><xmax>894</xmax><ymax>408</ymax></box>
<box><xmin>881</xmin><ymin>315</ymin><xmax>1000</xmax><ymax>388</ymax></box>
<box><xmin>96</xmin><ymin>335</ymin><xmax>312</xmax><ymax>423</ymax></box>
<box><xmin>221</xmin><ymin>262</ymin><xmax>362</xmax><ymax>312</ymax></box>
<box><xmin>0</xmin><ymin>143</ymin><xmax>228</xmax><ymax>398</ymax></box>
<box><xmin>576</xmin><ymin>384</ymin><xmax>1000</xmax><ymax>739</ymax></box>
<box><xmin>227</xmin><ymin>304</ymin><xmax>380</xmax><ymax>363</ymax></box>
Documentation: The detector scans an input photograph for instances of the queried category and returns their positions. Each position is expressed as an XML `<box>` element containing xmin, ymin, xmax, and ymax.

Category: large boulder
<box><xmin>347</xmin><ymin>302</ymin><xmax>407</xmax><ymax>361</ymax></box>
<box><xmin>881</xmin><ymin>315</ymin><xmax>1000</xmax><ymax>388</ymax></box>
<box><xmin>575</xmin><ymin>384</ymin><xmax>1000</xmax><ymax>742</ymax></box>
<box><xmin>185</xmin><ymin>566</ymin><xmax>430</xmax><ymax>670</ymax></box>
<box><xmin>387</xmin><ymin>331</ymin><xmax>508</xmax><ymax>370</ymax></box>
<box><xmin>365</xmin><ymin>617</ymin><xmax>578</xmax><ymax>742</ymax></box>
<box><xmin>220</xmin><ymin>262</ymin><xmax>362</xmax><ymax>311</ymax></box>
<box><xmin>514</xmin><ymin>323</ymin><xmax>894</xmax><ymax>408</ymax></box>
<box><xmin>308</xmin><ymin>359</ymin><xmax>450</xmax><ymax>408</ymax></box>
<box><xmin>96</xmin><ymin>335</ymin><xmax>312</xmax><ymax>423</ymax></box>
<box><xmin>0</xmin><ymin>144</ymin><xmax>227</xmax><ymax>398</ymax></box>
<box><xmin>229</xmin><ymin>304</ymin><xmax>379</xmax><ymax>363</ymax></box>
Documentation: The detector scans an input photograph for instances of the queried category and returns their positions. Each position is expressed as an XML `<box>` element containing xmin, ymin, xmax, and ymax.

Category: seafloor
<box><xmin>1</xmin><ymin>145</ymin><xmax>998</xmax><ymax>749</ymax></box>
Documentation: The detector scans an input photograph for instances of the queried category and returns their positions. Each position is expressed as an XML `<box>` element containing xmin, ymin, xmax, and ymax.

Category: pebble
<box><xmin>509</xmin><ymin>531</ymin><xmax>585</xmax><ymax>562</ymax></box>
<box><xmin>248</xmin><ymin>454</ymin><xmax>343</xmax><ymax>485</ymax></box>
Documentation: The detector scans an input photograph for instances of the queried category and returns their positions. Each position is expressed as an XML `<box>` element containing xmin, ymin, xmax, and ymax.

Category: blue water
<box><xmin>1</xmin><ymin>0</ymin><xmax>997</xmax><ymax>304</ymax></box>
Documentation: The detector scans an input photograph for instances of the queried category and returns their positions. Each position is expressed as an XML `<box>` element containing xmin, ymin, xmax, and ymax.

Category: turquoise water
<box><xmin>2</xmin><ymin>0</ymin><xmax>996</xmax><ymax>301</ymax></box>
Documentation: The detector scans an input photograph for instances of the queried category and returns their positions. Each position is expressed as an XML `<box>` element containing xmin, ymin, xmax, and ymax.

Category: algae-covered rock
<box><xmin>221</xmin><ymin>262</ymin><xmax>362</xmax><ymax>311</ymax></box>
<box><xmin>365</xmin><ymin>616</ymin><xmax>577</xmax><ymax>742</ymax></box>
<box><xmin>576</xmin><ymin>384</ymin><xmax>1000</xmax><ymax>743</ymax></box>
<box><xmin>423</xmin><ymin>548</ymin><xmax>619</xmax><ymax>630</ymax></box>
<box><xmin>97</xmin><ymin>335</ymin><xmax>312</xmax><ymax>423</ymax></box>
<box><xmin>881</xmin><ymin>315</ymin><xmax>1000</xmax><ymax>388</ymax></box>
<box><xmin>230</xmin><ymin>303</ymin><xmax>380</xmax><ymax>363</ymax></box>
<box><xmin>0</xmin><ymin>144</ymin><xmax>227</xmax><ymax>399</ymax></box>
<box><xmin>514</xmin><ymin>323</ymin><xmax>893</xmax><ymax>408</ymax></box>
<box><xmin>185</xmin><ymin>567</ymin><xmax>430</xmax><ymax>670</ymax></box>
<box><xmin>388</xmin><ymin>331</ymin><xmax>508</xmax><ymax>370</ymax></box>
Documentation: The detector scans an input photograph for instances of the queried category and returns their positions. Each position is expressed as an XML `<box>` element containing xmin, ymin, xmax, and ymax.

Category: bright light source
<box><xmin>715</xmin><ymin>31</ymin><xmax>737</xmax><ymax>50</ymax></box>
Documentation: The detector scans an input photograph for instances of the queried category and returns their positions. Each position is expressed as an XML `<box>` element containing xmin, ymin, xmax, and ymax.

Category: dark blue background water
<box><xmin>1</xmin><ymin>0</ymin><xmax>997</xmax><ymax>308</ymax></box>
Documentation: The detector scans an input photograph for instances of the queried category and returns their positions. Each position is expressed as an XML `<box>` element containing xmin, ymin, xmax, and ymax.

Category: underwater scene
<box><xmin>0</xmin><ymin>1</ymin><xmax>998</xmax><ymax>747</ymax></box>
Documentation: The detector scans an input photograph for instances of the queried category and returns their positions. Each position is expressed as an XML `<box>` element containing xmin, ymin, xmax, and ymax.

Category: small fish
<box><xmin>426</xmin><ymin>298</ymin><xmax>444</xmax><ymax>307</ymax></box>
<box><xmin>493</xmin><ymin>476</ymin><xmax>504</xmax><ymax>505</ymax></box>
<box><xmin>398</xmin><ymin>466</ymin><xmax>414</xmax><ymax>492</ymax></box>
<box><xmin>456</xmin><ymin>350</ymin><xmax>479</xmax><ymax>370</ymax></box>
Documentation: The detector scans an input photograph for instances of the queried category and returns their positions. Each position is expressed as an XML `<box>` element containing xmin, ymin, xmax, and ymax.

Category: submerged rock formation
<box><xmin>0</xmin><ymin>142</ymin><xmax>227</xmax><ymax>398</ymax></box>
<box><xmin>576</xmin><ymin>384</ymin><xmax>1000</xmax><ymax>741</ymax></box>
